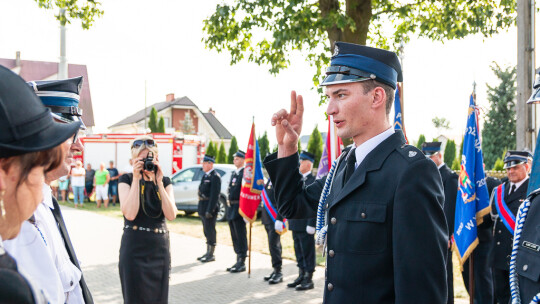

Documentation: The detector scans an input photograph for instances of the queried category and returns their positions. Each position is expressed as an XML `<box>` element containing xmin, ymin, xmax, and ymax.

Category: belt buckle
<box><xmin>132</xmin><ymin>225</ymin><xmax>138</xmax><ymax>231</ymax></box>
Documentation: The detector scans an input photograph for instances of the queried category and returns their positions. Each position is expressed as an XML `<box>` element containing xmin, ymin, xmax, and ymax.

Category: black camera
<box><xmin>142</xmin><ymin>151</ymin><xmax>157</xmax><ymax>172</ymax></box>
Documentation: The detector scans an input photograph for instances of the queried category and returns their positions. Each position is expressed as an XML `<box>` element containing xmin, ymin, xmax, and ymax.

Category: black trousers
<box><xmin>200</xmin><ymin>214</ymin><xmax>217</xmax><ymax>246</ymax></box>
<box><xmin>228</xmin><ymin>217</ymin><xmax>247</xmax><ymax>258</ymax></box>
<box><xmin>292</xmin><ymin>230</ymin><xmax>315</xmax><ymax>272</ymax></box>
<box><xmin>462</xmin><ymin>240</ymin><xmax>494</xmax><ymax>304</ymax></box>
<box><xmin>446</xmin><ymin>248</ymin><xmax>454</xmax><ymax>304</ymax></box>
<box><xmin>85</xmin><ymin>182</ymin><xmax>93</xmax><ymax>199</ymax></box>
<box><xmin>493</xmin><ymin>268</ymin><xmax>510</xmax><ymax>304</ymax></box>
<box><xmin>264</xmin><ymin>224</ymin><xmax>282</xmax><ymax>269</ymax></box>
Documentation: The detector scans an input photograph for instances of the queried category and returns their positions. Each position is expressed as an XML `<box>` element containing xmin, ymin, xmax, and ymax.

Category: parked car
<box><xmin>171</xmin><ymin>164</ymin><xmax>236</xmax><ymax>221</ymax></box>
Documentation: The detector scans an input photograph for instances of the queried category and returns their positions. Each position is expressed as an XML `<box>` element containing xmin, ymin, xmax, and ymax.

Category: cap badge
<box><xmin>333</xmin><ymin>45</ymin><xmax>339</xmax><ymax>56</ymax></box>
<box><xmin>409</xmin><ymin>151</ymin><xmax>417</xmax><ymax>158</ymax></box>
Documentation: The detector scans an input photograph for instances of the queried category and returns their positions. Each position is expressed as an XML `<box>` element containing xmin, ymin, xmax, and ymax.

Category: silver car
<box><xmin>171</xmin><ymin>164</ymin><xmax>236</xmax><ymax>221</ymax></box>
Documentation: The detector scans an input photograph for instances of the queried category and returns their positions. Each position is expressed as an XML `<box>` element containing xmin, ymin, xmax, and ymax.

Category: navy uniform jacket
<box><xmin>264</xmin><ymin>131</ymin><xmax>448</xmax><ymax>304</ymax></box>
<box><xmin>516</xmin><ymin>190</ymin><xmax>540</xmax><ymax>302</ymax></box>
<box><xmin>440</xmin><ymin>164</ymin><xmax>458</xmax><ymax>237</ymax></box>
<box><xmin>288</xmin><ymin>173</ymin><xmax>316</xmax><ymax>231</ymax></box>
<box><xmin>198</xmin><ymin>170</ymin><xmax>221</xmax><ymax>215</ymax></box>
<box><xmin>490</xmin><ymin>179</ymin><xmax>528</xmax><ymax>270</ymax></box>
<box><xmin>261</xmin><ymin>181</ymin><xmax>284</xmax><ymax>226</ymax></box>
<box><xmin>227</xmin><ymin>168</ymin><xmax>244</xmax><ymax>220</ymax></box>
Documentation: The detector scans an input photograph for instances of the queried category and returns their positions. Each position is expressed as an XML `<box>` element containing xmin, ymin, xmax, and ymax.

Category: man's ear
<box><xmin>371</xmin><ymin>87</ymin><xmax>386</xmax><ymax>109</ymax></box>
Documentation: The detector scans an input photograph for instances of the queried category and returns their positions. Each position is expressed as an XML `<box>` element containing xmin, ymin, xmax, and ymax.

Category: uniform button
<box><xmin>497</xmin><ymin>242</ymin><xmax>501</xmax><ymax>245</ymax></box>
<box><xmin>361</xmin><ymin>212</ymin><xmax>366</xmax><ymax>219</ymax></box>
<box><xmin>327</xmin><ymin>283</ymin><xmax>334</xmax><ymax>291</ymax></box>
<box><xmin>331</xmin><ymin>217</ymin><xmax>337</xmax><ymax>225</ymax></box>
<box><xmin>500</xmin><ymin>219</ymin><xmax>503</xmax><ymax>223</ymax></box>
<box><xmin>523</xmin><ymin>265</ymin><xmax>529</xmax><ymax>271</ymax></box>
<box><xmin>498</xmin><ymin>230</ymin><xmax>502</xmax><ymax>234</ymax></box>
<box><xmin>70</xmin><ymin>281</ymin><xmax>73</xmax><ymax>286</ymax></box>
<box><xmin>325</xmin><ymin>203</ymin><xmax>329</xmax><ymax>209</ymax></box>
<box><xmin>329</xmin><ymin>250</ymin><xmax>335</xmax><ymax>257</ymax></box>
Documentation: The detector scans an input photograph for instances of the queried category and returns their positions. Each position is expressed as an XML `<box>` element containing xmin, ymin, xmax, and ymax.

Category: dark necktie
<box><xmin>510</xmin><ymin>184</ymin><xmax>516</xmax><ymax>194</ymax></box>
<box><xmin>343</xmin><ymin>148</ymin><xmax>357</xmax><ymax>184</ymax></box>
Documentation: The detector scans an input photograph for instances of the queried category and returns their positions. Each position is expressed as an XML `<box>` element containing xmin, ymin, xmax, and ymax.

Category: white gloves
<box><xmin>306</xmin><ymin>225</ymin><xmax>316</xmax><ymax>234</ymax></box>
<box><xmin>274</xmin><ymin>220</ymin><xmax>284</xmax><ymax>233</ymax></box>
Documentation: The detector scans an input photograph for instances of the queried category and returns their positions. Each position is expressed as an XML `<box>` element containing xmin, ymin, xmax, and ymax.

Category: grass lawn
<box><xmin>60</xmin><ymin>200</ymin><xmax>470</xmax><ymax>300</ymax></box>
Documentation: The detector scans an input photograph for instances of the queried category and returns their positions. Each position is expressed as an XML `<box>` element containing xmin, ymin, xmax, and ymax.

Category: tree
<box><xmin>206</xmin><ymin>141</ymin><xmax>216</xmax><ymax>157</ymax></box>
<box><xmin>432</xmin><ymin>117</ymin><xmax>451</xmax><ymax>136</ymax></box>
<box><xmin>182</xmin><ymin>111</ymin><xmax>196</xmax><ymax>135</ymax></box>
<box><xmin>481</xmin><ymin>63</ymin><xmax>516</xmax><ymax>168</ymax></box>
<box><xmin>444</xmin><ymin>140</ymin><xmax>456</xmax><ymax>166</ymax></box>
<box><xmin>158</xmin><ymin>116</ymin><xmax>166</xmax><ymax>133</ymax></box>
<box><xmin>203</xmin><ymin>0</ymin><xmax>515</xmax><ymax>89</ymax></box>
<box><xmin>227</xmin><ymin>136</ymin><xmax>239</xmax><ymax>164</ymax></box>
<box><xmin>451</xmin><ymin>158</ymin><xmax>460</xmax><ymax>171</ymax></box>
<box><xmin>307</xmin><ymin>126</ymin><xmax>323</xmax><ymax>167</ymax></box>
<box><xmin>298</xmin><ymin>139</ymin><xmax>303</xmax><ymax>152</ymax></box>
<box><xmin>258</xmin><ymin>131</ymin><xmax>270</xmax><ymax>159</ymax></box>
<box><xmin>35</xmin><ymin>0</ymin><xmax>103</xmax><ymax>29</ymax></box>
<box><xmin>217</xmin><ymin>141</ymin><xmax>227</xmax><ymax>163</ymax></box>
<box><xmin>416</xmin><ymin>134</ymin><xmax>426</xmax><ymax>149</ymax></box>
<box><xmin>148</xmin><ymin>107</ymin><xmax>159</xmax><ymax>133</ymax></box>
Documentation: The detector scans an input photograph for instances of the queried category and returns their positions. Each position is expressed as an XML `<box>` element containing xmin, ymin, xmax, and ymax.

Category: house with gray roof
<box><xmin>109</xmin><ymin>93</ymin><xmax>232</xmax><ymax>149</ymax></box>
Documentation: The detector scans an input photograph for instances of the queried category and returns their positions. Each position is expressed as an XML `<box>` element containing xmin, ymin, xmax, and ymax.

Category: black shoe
<box><xmin>264</xmin><ymin>271</ymin><xmax>275</xmax><ymax>281</ymax></box>
<box><xmin>227</xmin><ymin>256</ymin><xmax>241</xmax><ymax>272</ymax></box>
<box><xmin>230</xmin><ymin>257</ymin><xmax>246</xmax><ymax>273</ymax></box>
<box><xmin>268</xmin><ymin>269</ymin><xmax>282</xmax><ymax>284</ymax></box>
<box><xmin>197</xmin><ymin>245</ymin><xmax>210</xmax><ymax>261</ymax></box>
<box><xmin>295</xmin><ymin>271</ymin><xmax>314</xmax><ymax>291</ymax></box>
<box><xmin>200</xmin><ymin>245</ymin><xmax>215</xmax><ymax>263</ymax></box>
<box><xmin>287</xmin><ymin>269</ymin><xmax>305</xmax><ymax>288</ymax></box>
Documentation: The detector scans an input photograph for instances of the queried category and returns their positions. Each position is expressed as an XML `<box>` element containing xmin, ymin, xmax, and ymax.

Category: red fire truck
<box><xmin>75</xmin><ymin>133</ymin><xmax>205</xmax><ymax>176</ymax></box>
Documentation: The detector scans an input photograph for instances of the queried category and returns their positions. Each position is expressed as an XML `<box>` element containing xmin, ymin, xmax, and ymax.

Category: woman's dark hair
<box><xmin>1</xmin><ymin>145</ymin><xmax>64</xmax><ymax>187</ymax></box>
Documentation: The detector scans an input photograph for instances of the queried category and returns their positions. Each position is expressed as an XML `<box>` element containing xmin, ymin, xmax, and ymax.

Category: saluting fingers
<box><xmin>271</xmin><ymin>109</ymin><xmax>289</xmax><ymax>126</ymax></box>
<box><xmin>290</xmin><ymin>91</ymin><xmax>297</xmax><ymax>115</ymax></box>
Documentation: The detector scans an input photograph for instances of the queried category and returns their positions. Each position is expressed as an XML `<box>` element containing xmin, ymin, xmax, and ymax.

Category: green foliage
<box><xmin>34</xmin><ymin>0</ymin><xmax>103</xmax><ymax>29</ymax></box>
<box><xmin>227</xmin><ymin>136</ymin><xmax>239</xmax><ymax>164</ymax></box>
<box><xmin>481</xmin><ymin>63</ymin><xmax>516</xmax><ymax>168</ymax></box>
<box><xmin>444</xmin><ymin>140</ymin><xmax>456</xmax><ymax>165</ymax></box>
<box><xmin>298</xmin><ymin>139</ymin><xmax>302</xmax><ymax>152</ymax></box>
<box><xmin>182</xmin><ymin>111</ymin><xmax>196</xmax><ymax>135</ymax></box>
<box><xmin>432</xmin><ymin>117</ymin><xmax>450</xmax><ymax>131</ymax></box>
<box><xmin>416</xmin><ymin>134</ymin><xmax>426</xmax><ymax>149</ymax></box>
<box><xmin>307</xmin><ymin>126</ymin><xmax>323</xmax><ymax>166</ymax></box>
<box><xmin>203</xmin><ymin>0</ymin><xmax>516</xmax><ymax>93</ymax></box>
<box><xmin>451</xmin><ymin>158</ymin><xmax>460</xmax><ymax>171</ymax></box>
<box><xmin>148</xmin><ymin>107</ymin><xmax>159</xmax><ymax>133</ymax></box>
<box><xmin>158</xmin><ymin>116</ymin><xmax>166</xmax><ymax>133</ymax></box>
<box><xmin>272</xmin><ymin>144</ymin><xmax>278</xmax><ymax>153</ymax></box>
<box><xmin>432</xmin><ymin>138</ymin><xmax>439</xmax><ymax>142</ymax></box>
<box><xmin>217</xmin><ymin>141</ymin><xmax>227</xmax><ymax>163</ymax></box>
<box><xmin>493</xmin><ymin>158</ymin><xmax>505</xmax><ymax>171</ymax></box>
<box><xmin>258</xmin><ymin>131</ymin><xmax>270</xmax><ymax>159</ymax></box>
<box><xmin>206</xmin><ymin>141</ymin><xmax>216</xmax><ymax>157</ymax></box>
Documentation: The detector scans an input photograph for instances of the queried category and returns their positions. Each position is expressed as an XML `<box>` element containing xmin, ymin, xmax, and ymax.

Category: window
<box><xmin>172</xmin><ymin>168</ymin><xmax>200</xmax><ymax>183</ymax></box>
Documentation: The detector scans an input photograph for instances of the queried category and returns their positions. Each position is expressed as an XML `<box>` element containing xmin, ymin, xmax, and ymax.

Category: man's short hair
<box><xmin>360</xmin><ymin>80</ymin><xmax>395</xmax><ymax>115</ymax></box>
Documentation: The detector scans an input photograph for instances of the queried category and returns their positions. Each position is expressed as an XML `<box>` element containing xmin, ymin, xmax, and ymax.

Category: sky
<box><xmin>0</xmin><ymin>0</ymin><xmax>535</xmax><ymax>149</ymax></box>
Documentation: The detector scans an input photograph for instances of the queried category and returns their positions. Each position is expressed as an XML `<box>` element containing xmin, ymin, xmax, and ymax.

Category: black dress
<box><xmin>118</xmin><ymin>174</ymin><xmax>171</xmax><ymax>304</ymax></box>
<box><xmin>0</xmin><ymin>245</ymin><xmax>41</xmax><ymax>304</ymax></box>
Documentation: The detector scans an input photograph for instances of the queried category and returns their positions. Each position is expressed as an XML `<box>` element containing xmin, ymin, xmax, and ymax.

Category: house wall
<box><xmin>172</xmin><ymin>108</ymin><xmax>199</xmax><ymax>133</ymax></box>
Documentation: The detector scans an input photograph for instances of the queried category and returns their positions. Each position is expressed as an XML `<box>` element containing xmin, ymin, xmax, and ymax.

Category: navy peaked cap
<box><xmin>299</xmin><ymin>151</ymin><xmax>315</xmax><ymax>163</ymax></box>
<box><xmin>504</xmin><ymin>150</ymin><xmax>529</xmax><ymax>169</ymax></box>
<box><xmin>422</xmin><ymin>142</ymin><xmax>442</xmax><ymax>156</ymax></box>
<box><xmin>321</xmin><ymin>42</ymin><xmax>402</xmax><ymax>89</ymax></box>
<box><xmin>234</xmin><ymin>150</ymin><xmax>246</xmax><ymax>158</ymax></box>
<box><xmin>203</xmin><ymin>154</ymin><xmax>216</xmax><ymax>163</ymax></box>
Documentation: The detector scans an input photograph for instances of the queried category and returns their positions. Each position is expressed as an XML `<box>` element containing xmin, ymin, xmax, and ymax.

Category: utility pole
<box><xmin>58</xmin><ymin>8</ymin><xmax>68</xmax><ymax>79</ymax></box>
<box><xmin>516</xmin><ymin>0</ymin><xmax>535</xmax><ymax>150</ymax></box>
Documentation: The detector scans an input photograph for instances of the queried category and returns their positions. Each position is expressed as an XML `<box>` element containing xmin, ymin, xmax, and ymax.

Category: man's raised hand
<box><xmin>271</xmin><ymin>91</ymin><xmax>304</xmax><ymax>158</ymax></box>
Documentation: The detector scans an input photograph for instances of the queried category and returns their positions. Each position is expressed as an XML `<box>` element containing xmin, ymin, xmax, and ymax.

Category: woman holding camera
<box><xmin>0</xmin><ymin>65</ymin><xmax>79</xmax><ymax>303</ymax></box>
<box><xmin>118</xmin><ymin>135</ymin><xmax>177</xmax><ymax>304</ymax></box>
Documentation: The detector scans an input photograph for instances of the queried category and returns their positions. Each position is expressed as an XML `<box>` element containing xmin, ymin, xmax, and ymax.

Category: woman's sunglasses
<box><xmin>132</xmin><ymin>139</ymin><xmax>155</xmax><ymax>149</ymax></box>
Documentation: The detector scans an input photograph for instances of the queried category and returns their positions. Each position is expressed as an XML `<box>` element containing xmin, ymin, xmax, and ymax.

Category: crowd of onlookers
<box><xmin>50</xmin><ymin>160</ymin><xmax>129</xmax><ymax>208</ymax></box>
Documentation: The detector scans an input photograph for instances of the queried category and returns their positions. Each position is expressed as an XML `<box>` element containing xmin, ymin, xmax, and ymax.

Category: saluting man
<box><xmin>489</xmin><ymin>151</ymin><xmax>529</xmax><ymax>304</ymax></box>
<box><xmin>264</xmin><ymin>42</ymin><xmax>448</xmax><ymax>303</ymax></box>
<box><xmin>226</xmin><ymin>150</ymin><xmax>248</xmax><ymax>273</ymax></box>
<box><xmin>197</xmin><ymin>155</ymin><xmax>221</xmax><ymax>263</ymax></box>
<box><xmin>423</xmin><ymin>142</ymin><xmax>458</xmax><ymax>304</ymax></box>
<box><xmin>287</xmin><ymin>151</ymin><xmax>317</xmax><ymax>291</ymax></box>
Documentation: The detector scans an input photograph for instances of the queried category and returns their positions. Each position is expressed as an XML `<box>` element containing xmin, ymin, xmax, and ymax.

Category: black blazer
<box><xmin>227</xmin><ymin>168</ymin><xmax>244</xmax><ymax>221</ymax></box>
<box><xmin>264</xmin><ymin>131</ymin><xmax>448</xmax><ymax>304</ymax></box>
<box><xmin>439</xmin><ymin>164</ymin><xmax>458</xmax><ymax>238</ymax></box>
<box><xmin>288</xmin><ymin>173</ymin><xmax>316</xmax><ymax>231</ymax></box>
<box><xmin>198</xmin><ymin>170</ymin><xmax>222</xmax><ymax>215</ymax></box>
<box><xmin>490</xmin><ymin>179</ymin><xmax>529</xmax><ymax>270</ymax></box>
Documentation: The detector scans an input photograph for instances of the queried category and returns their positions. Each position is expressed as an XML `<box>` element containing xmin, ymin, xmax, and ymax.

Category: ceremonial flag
<box><xmin>316</xmin><ymin>116</ymin><xmax>343</xmax><ymax>179</ymax></box>
<box><xmin>393</xmin><ymin>84</ymin><xmax>408</xmax><ymax>143</ymax></box>
<box><xmin>239</xmin><ymin>123</ymin><xmax>265</xmax><ymax>222</ymax></box>
<box><xmin>453</xmin><ymin>95</ymin><xmax>491</xmax><ymax>266</ymax></box>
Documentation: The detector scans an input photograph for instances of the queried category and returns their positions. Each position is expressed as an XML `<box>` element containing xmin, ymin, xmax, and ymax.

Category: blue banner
<box><xmin>453</xmin><ymin>95</ymin><xmax>491</xmax><ymax>266</ymax></box>
<box><xmin>393</xmin><ymin>86</ymin><xmax>403</xmax><ymax>131</ymax></box>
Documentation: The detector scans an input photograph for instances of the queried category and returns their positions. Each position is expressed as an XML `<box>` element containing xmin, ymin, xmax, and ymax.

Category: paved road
<box><xmin>62</xmin><ymin>207</ymin><xmax>324</xmax><ymax>304</ymax></box>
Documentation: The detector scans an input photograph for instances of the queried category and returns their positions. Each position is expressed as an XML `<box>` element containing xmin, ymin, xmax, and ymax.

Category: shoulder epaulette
<box><xmin>396</xmin><ymin>143</ymin><xmax>425</xmax><ymax>163</ymax></box>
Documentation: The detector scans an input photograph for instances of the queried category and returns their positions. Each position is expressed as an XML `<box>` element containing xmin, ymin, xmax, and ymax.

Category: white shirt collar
<box><xmin>42</xmin><ymin>183</ymin><xmax>54</xmax><ymax>209</ymax></box>
<box><xmin>354</xmin><ymin>127</ymin><xmax>395</xmax><ymax>168</ymax></box>
<box><xmin>301</xmin><ymin>171</ymin><xmax>311</xmax><ymax>178</ymax></box>
<box><xmin>511</xmin><ymin>176</ymin><xmax>529</xmax><ymax>191</ymax></box>
<box><xmin>205</xmin><ymin>168</ymin><xmax>214</xmax><ymax>175</ymax></box>
<box><xmin>437</xmin><ymin>163</ymin><xmax>445</xmax><ymax>170</ymax></box>
<box><xmin>235</xmin><ymin>166</ymin><xmax>244</xmax><ymax>174</ymax></box>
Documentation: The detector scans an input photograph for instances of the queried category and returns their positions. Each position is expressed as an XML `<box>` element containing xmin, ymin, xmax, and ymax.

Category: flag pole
<box><xmin>469</xmin><ymin>81</ymin><xmax>477</xmax><ymax>304</ymax></box>
<box><xmin>248</xmin><ymin>222</ymin><xmax>252</xmax><ymax>278</ymax></box>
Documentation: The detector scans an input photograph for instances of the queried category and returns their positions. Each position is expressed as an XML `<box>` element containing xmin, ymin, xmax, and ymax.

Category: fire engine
<box><xmin>75</xmin><ymin>133</ymin><xmax>205</xmax><ymax>175</ymax></box>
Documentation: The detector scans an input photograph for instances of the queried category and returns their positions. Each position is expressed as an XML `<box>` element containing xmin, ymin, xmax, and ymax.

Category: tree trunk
<box><xmin>319</xmin><ymin>0</ymin><xmax>372</xmax><ymax>53</ymax></box>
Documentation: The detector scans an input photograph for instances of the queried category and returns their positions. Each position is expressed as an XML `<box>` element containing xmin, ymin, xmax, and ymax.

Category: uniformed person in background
<box><xmin>197</xmin><ymin>155</ymin><xmax>221</xmax><ymax>263</ymax></box>
<box><xmin>287</xmin><ymin>151</ymin><xmax>317</xmax><ymax>291</ymax></box>
<box><xmin>489</xmin><ymin>151</ymin><xmax>529</xmax><ymax>304</ymax></box>
<box><xmin>265</xmin><ymin>42</ymin><xmax>448</xmax><ymax>303</ymax></box>
<box><xmin>422</xmin><ymin>142</ymin><xmax>458</xmax><ymax>304</ymax></box>
<box><xmin>260</xmin><ymin>180</ymin><xmax>285</xmax><ymax>284</ymax></box>
<box><xmin>226</xmin><ymin>150</ymin><xmax>248</xmax><ymax>273</ymax></box>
